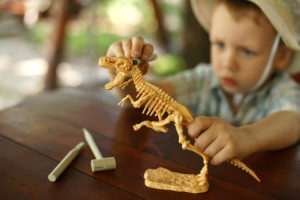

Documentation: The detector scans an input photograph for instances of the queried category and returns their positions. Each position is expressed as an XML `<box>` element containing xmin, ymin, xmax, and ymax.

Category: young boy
<box><xmin>105</xmin><ymin>0</ymin><xmax>300</xmax><ymax>166</ymax></box>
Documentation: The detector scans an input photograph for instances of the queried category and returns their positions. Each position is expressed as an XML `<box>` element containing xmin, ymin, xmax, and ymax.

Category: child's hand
<box><xmin>106</xmin><ymin>36</ymin><xmax>154</xmax><ymax>75</ymax></box>
<box><xmin>187</xmin><ymin>116</ymin><xmax>255</xmax><ymax>165</ymax></box>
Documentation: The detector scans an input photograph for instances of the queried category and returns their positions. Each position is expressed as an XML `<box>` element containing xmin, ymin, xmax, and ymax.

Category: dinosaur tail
<box><xmin>228</xmin><ymin>159</ymin><xmax>261</xmax><ymax>182</ymax></box>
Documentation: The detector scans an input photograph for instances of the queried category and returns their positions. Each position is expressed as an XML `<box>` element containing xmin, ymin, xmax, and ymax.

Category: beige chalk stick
<box><xmin>48</xmin><ymin>142</ymin><xmax>85</xmax><ymax>182</ymax></box>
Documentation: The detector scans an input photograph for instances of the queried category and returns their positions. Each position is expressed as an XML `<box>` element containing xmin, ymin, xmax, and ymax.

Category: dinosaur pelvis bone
<box><xmin>98</xmin><ymin>56</ymin><xmax>260</xmax><ymax>193</ymax></box>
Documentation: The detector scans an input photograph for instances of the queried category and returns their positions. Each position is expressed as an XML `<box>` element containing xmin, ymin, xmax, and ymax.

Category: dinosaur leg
<box><xmin>172</xmin><ymin>114</ymin><xmax>191</xmax><ymax>150</ymax></box>
<box><xmin>173</xmin><ymin>114</ymin><xmax>209</xmax><ymax>182</ymax></box>
<box><xmin>197</xmin><ymin>160</ymin><xmax>209</xmax><ymax>183</ymax></box>
<box><xmin>172</xmin><ymin>114</ymin><xmax>209</xmax><ymax>159</ymax></box>
<box><xmin>105</xmin><ymin>72</ymin><xmax>128</xmax><ymax>90</ymax></box>
<box><xmin>118</xmin><ymin>94</ymin><xmax>149</xmax><ymax>108</ymax></box>
<box><xmin>133</xmin><ymin>115</ymin><xmax>173</xmax><ymax>133</ymax></box>
<box><xmin>120</xmin><ymin>78</ymin><xmax>133</xmax><ymax>89</ymax></box>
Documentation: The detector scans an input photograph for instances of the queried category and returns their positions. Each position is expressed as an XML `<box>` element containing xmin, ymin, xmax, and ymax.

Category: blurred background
<box><xmin>0</xmin><ymin>0</ymin><xmax>211</xmax><ymax>110</ymax></box>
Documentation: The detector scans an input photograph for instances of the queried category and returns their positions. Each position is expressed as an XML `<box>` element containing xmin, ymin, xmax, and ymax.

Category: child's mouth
<box><xmin>221</xmin><ymin>77</ymin><xmax>237</xmax><ymax>87</ymax></box>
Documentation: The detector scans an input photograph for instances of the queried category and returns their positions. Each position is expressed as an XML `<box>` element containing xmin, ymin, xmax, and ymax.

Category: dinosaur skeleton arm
<box><xmin>105</xmin><ymin>72</ymin><xmax>129</xmax><ymax>90</ymax></box>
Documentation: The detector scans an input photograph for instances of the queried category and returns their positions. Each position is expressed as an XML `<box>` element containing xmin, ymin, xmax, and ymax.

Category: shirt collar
<box><xmin>210</xmin><ymin>74</ymin><xmax>220</xmax><ymax>91</ymax></box>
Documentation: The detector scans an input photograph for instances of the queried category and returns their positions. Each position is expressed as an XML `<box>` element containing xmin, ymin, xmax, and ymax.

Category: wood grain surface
<box><xmin>0</xmin><ymin>88</ymin><xmax>299</xmax><ymax>200</ymax></box>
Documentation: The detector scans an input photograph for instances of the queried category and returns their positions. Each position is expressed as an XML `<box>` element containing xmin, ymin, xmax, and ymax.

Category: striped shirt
<box><xmin>166</xmin><ymin>63</ymin><xmax>300</xmax><ymax>126</ymax></box>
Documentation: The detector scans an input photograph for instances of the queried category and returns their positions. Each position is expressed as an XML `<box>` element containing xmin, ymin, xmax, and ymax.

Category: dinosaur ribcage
<box><xmin>131</xmin><ymin>66</ymin><xmax>176</xmax><ymax>120</ymax></box>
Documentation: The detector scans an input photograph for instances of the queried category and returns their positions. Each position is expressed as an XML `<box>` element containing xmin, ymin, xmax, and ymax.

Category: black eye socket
<box><xmin>132</xmin><ymin>60</ymin><xmax>138</xmax><ymax>65</ymax></box>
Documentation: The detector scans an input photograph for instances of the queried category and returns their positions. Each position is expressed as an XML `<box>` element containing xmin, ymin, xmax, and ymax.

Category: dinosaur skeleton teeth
<box><xmin>99</xmin><ymin>56</ymin><xmax>261</xmax><ymax>193</ymax></box>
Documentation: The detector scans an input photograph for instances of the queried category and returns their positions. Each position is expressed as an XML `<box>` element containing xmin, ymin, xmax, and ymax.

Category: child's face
<box><xmin>210</xmin><ymin>3</ymin><xmax>277</xmax><ymax>94</ymax></box>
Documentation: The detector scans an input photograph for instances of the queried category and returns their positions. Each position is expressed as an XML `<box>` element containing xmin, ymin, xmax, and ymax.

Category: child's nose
<box><xmin>222</xmin><ymin>50</ymin><xmax>238</xmax><ymax>72</ymax></box>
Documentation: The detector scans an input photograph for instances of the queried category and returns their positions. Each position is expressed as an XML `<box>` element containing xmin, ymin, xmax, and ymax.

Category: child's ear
<box><xmin>274</xmin><ymin>45</ymin><xmax>294</xmax><ymax>70</ymax></box>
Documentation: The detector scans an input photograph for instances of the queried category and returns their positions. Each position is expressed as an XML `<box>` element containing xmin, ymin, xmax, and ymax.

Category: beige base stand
<box><xmin>144</xmin><ymin>167</ymin><xmax>209</xmax><ymax>193</ymax></box>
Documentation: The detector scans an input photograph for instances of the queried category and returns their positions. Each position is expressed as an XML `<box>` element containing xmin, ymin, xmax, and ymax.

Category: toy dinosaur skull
<box><xmin>98</xmin><ymin>56</ymin><xmax>133</xmax><ymax>73</ymax></box>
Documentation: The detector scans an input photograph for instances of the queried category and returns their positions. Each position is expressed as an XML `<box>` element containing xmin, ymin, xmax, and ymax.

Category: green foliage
<box><xmin>65</xmin><ymin>32</ymin><xmax>88</xmax><ymax>53</ymax></box>
<box><xmin>64</xmin><ymin>32</ymin><xmax>123</xmax><ymax>55</ymax></box>
<box><xmin>25</xmin><ymin>0</ymin><xmax>188</xmax><ymax>73</ymax></box>
<box><xmin>26</xmin><ymin>21</ymin><xmax>51</xmax><ymax>44</ymax></box>
<box><xmin>152</xmin><ymin>54</ymin><xmax>186</xmax><ymax>76</ymax></box>
<box><xmin>96</xmin><ymin>33</ymin><xmax>122</xmax><ymax>55</ymax></box>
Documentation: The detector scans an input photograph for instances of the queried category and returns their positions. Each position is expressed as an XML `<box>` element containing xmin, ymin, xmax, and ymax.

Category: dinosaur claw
<box><xmin>133</xmin><ymin>125</ymin><xmax>140</xmax><ymax>131</ymax></box>
<box><xmin>118</xmin><ymin>100</ymin><xmax>125</xmax><ymax>107</ymax></box>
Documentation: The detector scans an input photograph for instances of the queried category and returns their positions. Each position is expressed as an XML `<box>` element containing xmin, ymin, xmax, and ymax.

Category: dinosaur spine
<box><xmin>131</xmin><ymin>66</ymin><xmax>175</xmax><ymax>119</ymax></box>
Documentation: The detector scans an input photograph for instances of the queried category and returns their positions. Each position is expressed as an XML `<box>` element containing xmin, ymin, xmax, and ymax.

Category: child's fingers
<box><xmin>107</xmin><ymin>40</ymin><xmax>124</xmax><ymax>57</ymax></box>
<box><xmin>188</xmin><ymin>116</ymin><xmax>214</xmax><ymax>138</ymax></box>
<box><xmin>194</xmin><ymin>128</ymin><xmax>217</xmax><ymax>152</ymax></box>
<box><xmin>131</xmin><ymin>36</ymin><xmax>145</xmax><ymax>58</ymax></box>
<box><xmin>141</xmin><ymin>43</ymin><xmax>154</xmax><ymax>61</ymax></box>
<box><xmin>138</xmin><ymin>63</ymin><xmax>149</xmax><ymax>75</ymax></box>
<box><xmin>203</xmin><ymin>138</ymin><xmax>224</xmax><ymax>159</ymax></box>
<box><xmin>138</xmin><ymin>43</ymin><xmax>153</xmax><ymax>75</ymax></box>
<box><xmin>122</xmin><ymin>39</ymin><xmax>132</xmax><ymax>58</ymax></box>
<box><xmin>210</xmin><ymin>146</ymin><xmax>232</xmax><ymax>165</ymax></box>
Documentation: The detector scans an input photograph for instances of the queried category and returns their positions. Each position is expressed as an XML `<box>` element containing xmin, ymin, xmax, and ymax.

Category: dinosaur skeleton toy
<box><xmin>98</xmin><ymin>56</ymin><xmax>260</xmax><ymax>193</ymax></box>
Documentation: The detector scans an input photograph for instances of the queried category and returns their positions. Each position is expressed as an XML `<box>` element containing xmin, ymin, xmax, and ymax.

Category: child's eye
<box><xmin>216</xmin><ymin>42</ymin><xmax>225</xmax><ymax>49</ymax></box>
<box><xmin>242</xmin><ymin>48</ymin><xmax>255</xmax><ymax>55</ymax></box>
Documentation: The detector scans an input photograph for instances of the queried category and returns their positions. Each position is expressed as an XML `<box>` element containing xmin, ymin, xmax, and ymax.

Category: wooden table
<box><xmin>0</xmin><ymin>88</ymin><xmax>299</xmax><ymax>200</ymax></box>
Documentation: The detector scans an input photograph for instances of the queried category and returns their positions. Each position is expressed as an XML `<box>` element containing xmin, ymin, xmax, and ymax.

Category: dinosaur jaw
<box><xmin>98</xmin><ymin>57</ymin><xmax>114</xmax><ymax>69</ymax></box>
